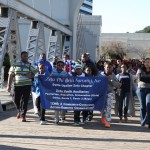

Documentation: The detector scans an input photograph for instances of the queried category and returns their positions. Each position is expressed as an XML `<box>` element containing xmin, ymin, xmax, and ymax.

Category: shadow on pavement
<box><xmin>0</xmin><ymin>134</ymin><xmax>150</xmax><ymax>143</ymax></box>
<box><xmin>0</xmin><ymin>145</ymin><xmax>35</xmax><ymax>150</ymax></box>
<box><xmin>81</xmin><ymin>120</ymin><xmax>150</xmax><ymax>133</ymax></box>
<box><xmin>0</xmin><ymin>104</ymin><xmax>33</xmax><ymax>121</ymax></box>
<box><xmin>0</xmin><ymin>109</ymin><xmax>16</xmax><ymax>121</ymax></box>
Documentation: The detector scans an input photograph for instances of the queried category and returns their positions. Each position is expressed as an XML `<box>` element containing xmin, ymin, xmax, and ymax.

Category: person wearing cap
<box><xmin>51</xmin><ymin>59</ymin><xmax>68</xmax><ymax>125</ymax></box>
<box><xmin>71</xmin><ymin>64</ymin><xmax>88</xmax><ymax>125</ymax></box>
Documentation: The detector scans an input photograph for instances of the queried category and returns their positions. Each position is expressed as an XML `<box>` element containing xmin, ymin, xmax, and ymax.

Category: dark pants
<box><xmin>74</xmin><ymin>110</ymin><xmax>88</xmax><ymax>122</ymax></box>
<box><xmin>136</xmin><ymin>88</ymin><xmax>150</xmax><ymax>126</ymax></box>
<box><xmin>13</xmin><ymin>85</ymin><xmax>31</xmax><ymax>116</ymax></box>
<box><xmin>36</xmin><ymin>96</ymin><xmax>45</xmax><ymax>121</ymax></box>
<box><xmin>118</xmin><ymin>91</ymin><xmax>130</xmax><ymax>118</ymax></box>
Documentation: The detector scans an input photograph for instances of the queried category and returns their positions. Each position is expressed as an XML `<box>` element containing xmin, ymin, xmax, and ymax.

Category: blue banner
<box><xmin>39</xmin><ymin>76</ymin><xmax>108</xmax><ymax>111</ymax></box>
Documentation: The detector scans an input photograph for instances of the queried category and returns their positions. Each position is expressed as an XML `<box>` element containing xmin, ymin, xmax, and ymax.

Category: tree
<box><xmin>127</xmin><ymin>45</ymin><xmax>150</xmax><ymax>59</ymax></box>
<box><xmin>136</xmin><ymin>26</ymin><xmax>150</xmax><ymax>33</ymax></box>
<box><xmin>101</xmin><ymin>41</ymin><xmax>126</xmax><ymax>60</ymax></box>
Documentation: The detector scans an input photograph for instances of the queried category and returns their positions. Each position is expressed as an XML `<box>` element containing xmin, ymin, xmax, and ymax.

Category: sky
<box><xmin>93</xmin><ymin>0</ymin><xmax>150</xmax><ymax>33</ymax></box>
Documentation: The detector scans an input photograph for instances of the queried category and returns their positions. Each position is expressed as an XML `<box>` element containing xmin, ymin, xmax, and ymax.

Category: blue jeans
<box><xmin>118</xmin><ymin>91</ymin><xmax>130</xmax><ymax>118</ymax></box>
<box><xmin>136</xmin><ymin>88</ymin><xmax>150</xmax><ymax>126</ymax></box>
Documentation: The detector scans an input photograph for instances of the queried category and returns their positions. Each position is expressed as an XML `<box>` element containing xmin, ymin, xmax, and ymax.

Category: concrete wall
<box><xmin>101</xmin><ymin>33</ymin><xmax>150</xmax><ymax>59</ymax></box>
<box><xmin>77</xmin><ymin>15</ymin><xmax>102</xmax><ymax>61</ymax></box>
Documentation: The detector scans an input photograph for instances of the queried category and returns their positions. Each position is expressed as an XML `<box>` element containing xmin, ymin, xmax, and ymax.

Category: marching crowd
<box><xmin>7</xmin><ymin>51</ymin><xmax>150</xmax><ymax>129</ymax></box>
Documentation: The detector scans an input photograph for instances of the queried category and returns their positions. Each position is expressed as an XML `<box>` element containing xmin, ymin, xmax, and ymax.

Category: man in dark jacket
<box><xmin>81</xmin><ymin>53</ymin><xmax>98</xmax><ymax>76</ymax></box>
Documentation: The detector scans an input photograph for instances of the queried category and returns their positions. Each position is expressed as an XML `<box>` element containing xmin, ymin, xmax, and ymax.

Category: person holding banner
<box><xmin>33</xmin><ymin>62</ymin><xmax>50</xmax><ymax>125</ymax></box>
<box><xmin>32</xmin><ymin>53</ymin><xmax>52</xmax><ymax>114</ymax></box>
<box><xmin>51</xmin><ymin>59</ymin><xmax>68</xmax><ymax>125</ymax></box>
<box><xmin>100</xmin><ymin>62</ymin><xmax>121</xmax><ymax>128</ymax></box>
<box><xmin>72</xmin><ymin>64</ymin><xmax>89</xmax><ymax>125</ymax></box>
<box><xmin>84</xmin><ymin>66</ymin><xmax>94</xmax><ymax>121</ymax></box>
<box><xmin>80</xmin><ymin>53</ymin><xmax>98</xmax><ymax>120</ymax></box>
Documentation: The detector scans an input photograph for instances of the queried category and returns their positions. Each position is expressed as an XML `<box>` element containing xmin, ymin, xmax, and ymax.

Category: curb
<box><xmin>1</xmin><ymin>98</ymin><xmax>32</xmax><ymax>111</ymax></box>
<box><xmin>2</xmin><ymin>101</ymin><xmax>15</xmax><ymax>111</ymax></box>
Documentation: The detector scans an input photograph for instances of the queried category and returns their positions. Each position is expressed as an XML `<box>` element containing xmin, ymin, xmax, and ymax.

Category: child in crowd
<box><xmin>51</xmin><ymin>60</ymin><xmax>68</xmax><ymax>125</ymax></box>
<box><xmin>100</xmin><ymin>62</ymin><xmax>121</xmax><ymax>128</ymax></box>
<box><xmin>84</xmin><ymin>67</ymin><xmax>93</xmax><ymax>121</ymax></box>
<box><xmin>116</xmin><ymin>63</ymin><xmax>133</xmax><ymax>122</ymax></box>
<box><xmin>33</xmin><ymin>62</ymin><xmax>50</xmax><ymax>125</ymax></box>
<box><xmin>72</xmin><ymin>64</ymin><xmax>88</xmax><ymax>125</ymax></box>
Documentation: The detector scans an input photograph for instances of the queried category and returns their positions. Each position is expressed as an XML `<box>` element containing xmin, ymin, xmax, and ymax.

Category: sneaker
<box><xmin>40</xmin><ymin>121</ymin><xmax>47</xmax><ymax>125</ymax></box>
<box><xmin>59</xmin><ymin>118</ymin><xmax>65</xmax><ymax>123</ymax></box>
<box><xmin>21</xmin><ymin>115</ymin><xmax>26</xmax><ymax>122</ymax></box>
<box><xmin>119</xmin><ymin>117</ymin><xmax>122</xmax><ymax>123</ymax></box>
<box><xmin>101</xmin><ymin>117</ymin><xmax>106</xmax><ymax>124</ymax></box>
<box><xmin>119</xmin><ymin>119</ymin><xmax>123</xmax><ymax>123</ymax></box>
<box><xmin>16</xmin><ymin>113</ymin><xmax>21</xmax><ymax>119</ymax></box>
<box><xmin>37</xmin><ymin>112</ymin><xmax>41</xmax><ymax>118</ymax></box>
<box><xmin>80</xmin><ymin>118</ymin><xmax>86</xmax><ymax>124</ymax></box>
<box><xmin>141</xmin><ymin>123</ymin><xmax>145</xmax><ymax>126</ymax></box>
<box><xmin>54</xmin><ymin>120</ymin><xmax>59</xmax><ymax>125</ymax></box>
<box><xmin>34</xmin><ymin>112</ymin><xmax>38</xmax><ymax>115</ymax></box>
<box><xmin>105</xmin><ymin>122</ymin><xmax>110</xmax><ymax>128</ymax></box>
<box><xmin>73</xmin><ymin>122</ymin><xmax>80</xmax><ymax>126</ymax></box>
<box><xmin>124</xmin><ymin>117</ymin><xmax>128</xmax><ymax>122</ymax></box>
<box><xmin>87</xmin><ymin>115</ymin><xmax>93</xmax><ymax>121</ymax></box>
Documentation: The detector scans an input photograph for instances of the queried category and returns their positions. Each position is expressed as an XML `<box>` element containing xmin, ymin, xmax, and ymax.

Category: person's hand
<box><xmin>107</xmin><ymin>75</ymin><xmax>111</xmax><ymax>81</ymax></box>
<box><xmin>7</xmin><ymin>85</ymin><xmax>11</xmax><ymax>92</ymax></box>
<box><xmin>26</xmin><ymin>72</ymin><xmax>34</xmax><ymax>79</ymax></box>
<box><xmin>62</xmin><ymin>75</ymin><xmax>67</xmax><ymax>77</ymax></box>
<box><xmin>134</xmin><ymin>78</ymin><xmax>137</xmax><ymax>83</ymax></box>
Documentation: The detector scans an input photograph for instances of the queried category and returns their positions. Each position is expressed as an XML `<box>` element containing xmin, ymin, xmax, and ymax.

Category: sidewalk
<box><xmin>0</xmin><ymin>85</ymin><xmax>14</xmax><ymax>111</ymax></box>
<box><xmin>0</xmin><ymin>83</ymin><xmax>32</xmax><ymax>111</ymax></box>
<box><xmin>0</xmin><ymin>90</ymin><xmax>150</xmax><ymax>150</ymax></box>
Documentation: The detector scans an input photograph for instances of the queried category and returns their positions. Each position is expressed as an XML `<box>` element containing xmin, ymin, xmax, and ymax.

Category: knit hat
<box><xmin>57</xmin><ymin>59</ymin><xmax>65</xmax><ymax>65</ymax></box>
<box><xmin>74</xmin><ymin>64</ymin><xmax>83</xmax><ymax>71</ymax></box>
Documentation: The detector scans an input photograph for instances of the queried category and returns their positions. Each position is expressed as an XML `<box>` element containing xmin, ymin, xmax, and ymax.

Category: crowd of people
<box><xmin>6</xmin><ymin>51</ymin><xmax>150</xmax><ymax>129</ymax></box>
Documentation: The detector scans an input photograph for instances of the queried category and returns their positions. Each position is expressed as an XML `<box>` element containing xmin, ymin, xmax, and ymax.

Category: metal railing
<box><xmin>0</xmin><ymin>66</ymin><xmax>5</xmax><ymax>89</ymax></box>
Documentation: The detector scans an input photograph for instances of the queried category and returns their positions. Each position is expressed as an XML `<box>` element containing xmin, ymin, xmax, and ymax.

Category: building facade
<box><xmin>80</xmin><ymin>0</ymin><xmax>93</xmax><ymax>15</ymax></box>
<box><xmin>101</xmin><ymin>33</ymin><xmax>150</xmax><ymax>59</ymax></box>
<box><xmin>77</xmin><ymin>0</ymin><xmax>102</xmax><ymax>61</ymax></box>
